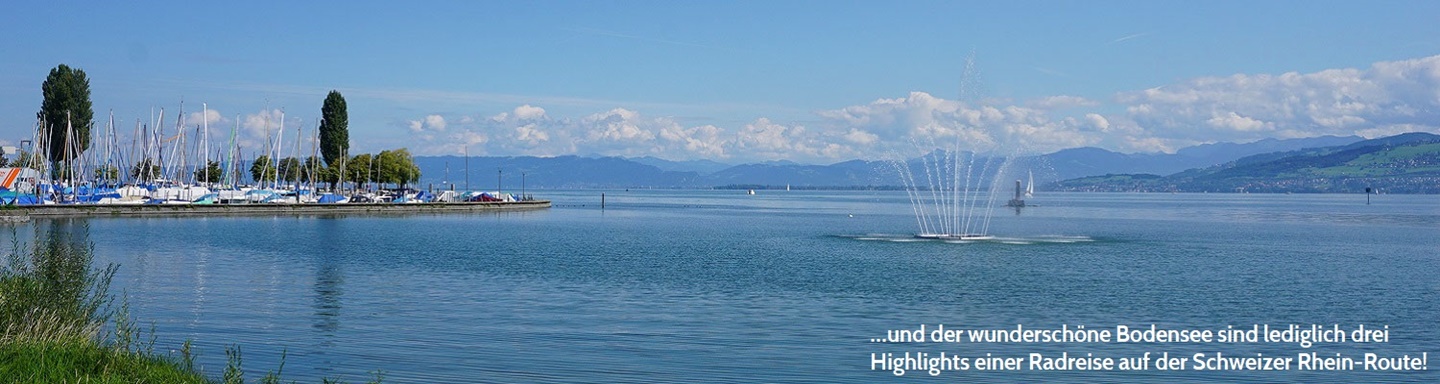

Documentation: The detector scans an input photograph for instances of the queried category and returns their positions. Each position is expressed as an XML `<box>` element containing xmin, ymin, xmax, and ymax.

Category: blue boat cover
<box><xmin>317</xmin><ymin>193</ymin><xmax>346</xmax><ymax>203</ymax></box>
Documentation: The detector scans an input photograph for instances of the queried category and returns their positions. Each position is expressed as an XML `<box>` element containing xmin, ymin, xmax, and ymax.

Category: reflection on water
<box><xmin>314</xmin><ymin>220</ymin><xmax>344</xmax><ymax>337</ymax></box>
<box><xmin>192</xmin><ymin>249</ymin><xmax>208</xmax><ymax>328</ymax></box>
<box><xmin>19</xmin><ymin>191</ymin><xmax>1439</xmax><ymax>383</ymax></box>
<box><xmin>312</xmin><ymin>259</ymin><xmax>343</xmax><ymax>336</ymax></box>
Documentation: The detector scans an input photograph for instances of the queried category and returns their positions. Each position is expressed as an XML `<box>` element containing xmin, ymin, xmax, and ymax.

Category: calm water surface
<box><xmin>18</xmin><ymin>191</ymin><xmax>1440</xmax><ymax>382</ymax></box>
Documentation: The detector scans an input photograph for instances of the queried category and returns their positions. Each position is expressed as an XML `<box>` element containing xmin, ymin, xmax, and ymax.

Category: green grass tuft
<box><xmin>0</xmin><ymin>339</ymin><xmax>208</xmax><ymax>383</ymax></box>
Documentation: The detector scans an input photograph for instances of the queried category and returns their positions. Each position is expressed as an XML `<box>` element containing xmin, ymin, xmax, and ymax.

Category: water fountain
<box><xmin>881</xmin><ymin>55</ymin><xmax>1035</xmax><ymax>241</ymax></box>
<box><xmin>892</xmin><ymin>147</ymin><xmax>1016</xmax><ymax>240</ymax></box>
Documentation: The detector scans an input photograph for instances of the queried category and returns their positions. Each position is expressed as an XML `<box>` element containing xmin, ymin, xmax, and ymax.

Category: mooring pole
<box><xmin>601</xmin><ymin>193</ymin><xmax>606</xmax><ymax>210</ymax></box>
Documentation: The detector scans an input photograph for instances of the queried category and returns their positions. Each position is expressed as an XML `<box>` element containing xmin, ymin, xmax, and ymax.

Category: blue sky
<box><xmin>3</xmin><ymin>1</ymin><xmax>1439</xmax><ymax>163</ymax></box>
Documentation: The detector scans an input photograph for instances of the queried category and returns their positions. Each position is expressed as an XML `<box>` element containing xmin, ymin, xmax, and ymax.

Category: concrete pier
<box><xmin>0</xmin><ymin>200</ymin><xmax>550</xmax><ymax>219</ymax></box>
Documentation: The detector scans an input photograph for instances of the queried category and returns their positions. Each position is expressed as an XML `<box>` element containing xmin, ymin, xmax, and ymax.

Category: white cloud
<box><xmin>395</xmin><ymin>55</ymin><xmax>1440</xmax><ymax>162</ymax></box>
<box><xmin>815</xmin><ymin>91</ymin><xmax>1101</xmax><ymax>155</ymax></box>
<box><xmin>1118</xmin><ymin>55</ymin><xmax>1440</xmax><ymax>142</ymax></box>
<box><xmin>425</xmin><ymin>115</ymin><xmax>447</xmax><ymax>131</ymax></box>
<box><xmin>673</xmin><ymin>124</ymin><xmax>727</xmax><ymax>158</ymax></box>
<box><xmin>734</xmin><ymin>118</ymin><xmax>795</xmax><ymax>152</ymax></box>
<box><xmin>844</xmin><ymin>129</ymin><xmax>879</xmax><ymax>145</ymax></box>
<box><xmin>514</xmin><ymin>124</ymin><xmax>549</xmax><ymax>145</ymax></box>
<box><xmin>1083</xmin><ymin>113</ymin><xmax>1110</xmax><ymax>133</ymax></box>
<box><xmin>584</xmin><ymin>108</ymin><xmax>654</xmax><ymax>143</ymax></box>
<box><xmin>238</xmin><ymin>109</ymin><xmax>306</xmax><ymax>156</ymax></box>
<box><xmin>1205</xmin><ymin>111</ymin><xmax>1269</xmax><ymax>131</ymax></box>
<box><xmin>187</xmin><ymin>108</ymin><xmax>225</xmax><ymax>127</ymax></box>
<box><xmin>513</xmin><ymin>105</ymin><xmax>547</xmax><ymax>120</ymax></box>
<box><xmin>458</xmin><ymin>131</ymin><xmax>488</xmax><ymax>146</ymax></box>
<box><xmin>404</xmin><ymin>93</ymin><xmax>1101</xmax><ymax>162</ymax></box>
<box><xmin>409</xmin><ymin>114</ymin><xmax>447</xmax><ymax>133</ymax></box>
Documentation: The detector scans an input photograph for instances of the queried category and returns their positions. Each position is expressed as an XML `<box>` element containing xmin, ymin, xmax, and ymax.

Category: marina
<box><xmin>0</xmin><ymin>199</ymin><xmax>549</xmax><ymax>220</ymax></box>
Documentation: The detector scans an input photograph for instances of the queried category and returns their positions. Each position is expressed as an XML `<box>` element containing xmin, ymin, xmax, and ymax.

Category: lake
<box><xmin>18</xmin><ymin>190</ymin><xmax>1439</xmax><ymax>382</ymax></box>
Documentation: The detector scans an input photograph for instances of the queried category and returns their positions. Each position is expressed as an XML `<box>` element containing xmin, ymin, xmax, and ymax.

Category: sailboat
<box><xmin>1025</xmin><ymin>170</ymin><xmax>1034</xmax><ymax>198</ymax></box>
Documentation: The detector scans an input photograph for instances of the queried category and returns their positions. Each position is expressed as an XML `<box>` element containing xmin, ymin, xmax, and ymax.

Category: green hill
<box><xmin>1050</xmin><ymin>132</ymin><xmax>1440</xmax><ymax>193</ymax></box>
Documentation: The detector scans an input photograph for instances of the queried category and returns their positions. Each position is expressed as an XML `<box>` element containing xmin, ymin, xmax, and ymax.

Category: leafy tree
<box><xmin>276</xmin><ymin>157</ymin><xmax>302</xmax><ymax>183</ymax></box>
<box><xmin>375</xmin><ymin>150</ymin><xmax>397</xmax><ymax>187</ymax></box>
<box><xmin>319</xmin><ymin>91</ymin><xmax>348</xmax><ymax>168</ymax></box>
<box><xmin>345</xmin><ymin>153</ymin><xmax>373</xmax><ymax>185</ymax></box>
<box><xmin>375</xmin><ymin>149</ymin><xmax>420</xmax><ymax>189</ymax></box>
<box><xmin>298</xmin><ymin>157</ymin><xmax>329</xmax><ymax>184</ymax></box>
<box><xmin>38</xmin><ymin>64</ymin><xmax>94</xmax><ymax>165</ymax></box>
<box><xmin>94</xmin><ymin>165</ymin><xmax>120</xmax><ymax>182</ymax></box>
<box><xmin>130</xmin><ymin>158</ymin><xmax>160</xmax><ymax>181</ymax></box>
<box><xmin>250</xmin><ymin>155</ymin><xmax>276</xmax><ymax>184</ymax></box>
<box><xmin>194</xmin><ymin>161</ymin><xmax>224</xmax><ymax>184</ymax></box>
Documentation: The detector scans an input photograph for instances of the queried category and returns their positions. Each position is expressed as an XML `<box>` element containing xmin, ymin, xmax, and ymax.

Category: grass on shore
<box><xmin>0</xmin><ymin>338</ymin><xmax>206</xmax><ymax>383</ymax></box>
<box><xmin>0</xmin><ymin>223</ymin><xmax>381</xmax><ymax>383</ymax></box>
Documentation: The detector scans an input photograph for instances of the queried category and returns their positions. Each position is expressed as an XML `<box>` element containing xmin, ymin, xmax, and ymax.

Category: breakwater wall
<box><xmin>0</xmin><ymin>200</ymin><xmax>550</xmax><ymax>220</ymax></box>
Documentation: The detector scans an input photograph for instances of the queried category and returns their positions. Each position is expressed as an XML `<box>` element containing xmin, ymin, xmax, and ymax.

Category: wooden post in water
<box><xmin>601</xmin><ymin>193</ymin><xmax>605</xmax><ymax>210</ymax></box>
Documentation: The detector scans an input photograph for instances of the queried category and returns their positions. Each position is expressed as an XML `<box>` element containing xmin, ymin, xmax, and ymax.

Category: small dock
<box><xmin>0</xmin><ymin>200</ymin><xmax>550</xmax><ymax>220</ymax></box>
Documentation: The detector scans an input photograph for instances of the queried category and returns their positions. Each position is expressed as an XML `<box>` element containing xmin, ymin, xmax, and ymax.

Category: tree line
<box><xmin>27</xmin><ymin>64</ymin><xmax>422</xmax><ymax>190</ymax></box>
<box><xmin>242</xmin><ymin>149</ymin><xmax>421</xmax><ymax>190</ymax></box>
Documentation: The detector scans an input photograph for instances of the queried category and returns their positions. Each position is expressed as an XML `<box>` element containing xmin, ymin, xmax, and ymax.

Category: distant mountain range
<box><xmin>411</xmin><ymin>133</ymin><xmax>1440</xmax><ymax>193</ymax></box>
<box><xmin>1050</xmin><ymin>132</ymin><xmax>1440</xmax><ymax>193</ymax></box>
<box><xmin>627</xmin><ymin>156</ymin><xmax>731</xmax><ymax>175</ymax></box>
<box><xmin>1039</xmin><ymin>135</ymin><xmax>1361</xmax><ymax>180</ymax></box>
<box><xmin>413</xmin><ymin>155</ymin><xmax>699</xmax><ymax>190</ymax></box>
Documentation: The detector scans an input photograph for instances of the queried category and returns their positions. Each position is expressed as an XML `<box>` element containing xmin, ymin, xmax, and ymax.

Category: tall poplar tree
<box><xmin>38</xmin><ymin>64</ymin><xmax>94</xmax><ymax>165</ymax></box>
<box><xmin>319</xmin><ymin>90</ymin><xmax>349</xmax><ymax>167</ymax></box>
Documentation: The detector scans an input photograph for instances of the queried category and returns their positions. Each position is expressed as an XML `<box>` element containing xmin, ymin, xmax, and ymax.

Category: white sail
<box><xmin>1025</xmin><ymin>170</ymin><xmax>1034</xmax><ymax>197</ymax></box>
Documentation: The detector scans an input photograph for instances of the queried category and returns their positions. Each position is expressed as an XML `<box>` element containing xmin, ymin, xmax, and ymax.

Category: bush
<box><xmin>0</xmin><ymin>224</ymin><xmax>114</xmax><ymax>344</ymax></box>
<box><xmin>0</xmin><ymin>224</ymin><xmax>205</xmax><ymax>382</ymax></box>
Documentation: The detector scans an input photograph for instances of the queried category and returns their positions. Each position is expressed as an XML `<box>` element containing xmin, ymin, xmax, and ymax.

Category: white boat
<box><xmin>115</xmin><ymin>185</ymin><xmax>150</xmax><ymax>199</ymax></box>
<box><xmin>434</xmin><ymin>190</ymin><xmax>460</xmax><ymax>202</ymax></box>
<box><xmin>1025</xmin><ymin>171</ymin><xmax>1034</xmax><ymax>198</ymax></box>
<box><xmin>95</xmin><ymin>196</ymin><xmax>147</xmax><ymax>205</ymax></box>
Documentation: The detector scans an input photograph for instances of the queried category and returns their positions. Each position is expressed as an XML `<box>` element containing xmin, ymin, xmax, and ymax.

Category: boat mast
<box><xmin>273</xmin><ymin>109</ymin><xmax>284</xmax><ymax>189</ymax></box>
<box><xmin>152</xmin><ymin>108</ymin><xmax>164</xmax><ymax>183</ymax></box>
<box><xmin>261</xmin><ymin>105</ymin><xmax>272</xmax><ymax>187</ymax></box>
<box><xmin>226</xmin><ymin>114</ymin><xmax>238</xmax><ymax>188</ymax></box>
<box><xmin>202</xmin><ymin>103</ymin><xmax>210</xmax><ymax>186</ymax></box>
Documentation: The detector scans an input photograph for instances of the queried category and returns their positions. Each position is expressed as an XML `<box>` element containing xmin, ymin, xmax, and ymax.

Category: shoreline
<box><xmin>0</xmin><ymin>200</ymin><xmax>549</xmax><ymax>220</ymax></box>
